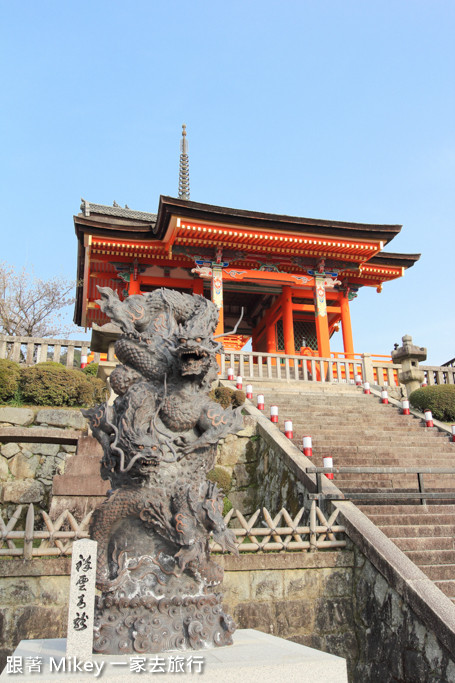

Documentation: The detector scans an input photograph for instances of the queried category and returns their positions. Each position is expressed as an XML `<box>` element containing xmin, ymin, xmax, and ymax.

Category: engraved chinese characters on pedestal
<box><xmin>66</xmin><ymin>538</ymin><xmax>97</xmax><ymax>659</ymax></box>
<box><xmin>83</xmin><ymin>288</ymin><xmax>242</xmax><ymax>655</ymax></box>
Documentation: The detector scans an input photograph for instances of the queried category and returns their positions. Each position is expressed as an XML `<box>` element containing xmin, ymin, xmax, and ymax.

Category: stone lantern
<box><xmin>391</xmin><ymin>335</ymin><xmax>427</xmax><ymax>397</ymax></box>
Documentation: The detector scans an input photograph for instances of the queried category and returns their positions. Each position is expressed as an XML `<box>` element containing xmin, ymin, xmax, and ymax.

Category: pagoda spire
<box><xmin>178</xmin><ymin>123</ymin><xmax>190</xmax><ymax>200</ymax></box>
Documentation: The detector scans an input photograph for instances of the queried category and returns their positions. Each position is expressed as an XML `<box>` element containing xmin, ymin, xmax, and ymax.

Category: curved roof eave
<box><xmin>154</xmin><ymin>195</ymin><xmax>403</xmax><ymax>245</ymax></box>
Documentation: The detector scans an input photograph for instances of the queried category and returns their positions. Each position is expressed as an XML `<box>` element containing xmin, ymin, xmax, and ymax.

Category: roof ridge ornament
<box><xmin>81</xmin><ymin>198</ymin><xmax>90</xmax><ymax>217</ymax></box>
<box><xmin>178</xmin><ymin>123</ymin><xmax>190</xmax><ymax>200</ymax></box>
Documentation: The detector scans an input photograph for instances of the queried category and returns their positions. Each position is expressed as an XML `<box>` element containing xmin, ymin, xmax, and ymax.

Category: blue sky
<box><xmin>1</xmin><ymin>1</ymin><xmax>453</xmax><ymax>364</ymax></box>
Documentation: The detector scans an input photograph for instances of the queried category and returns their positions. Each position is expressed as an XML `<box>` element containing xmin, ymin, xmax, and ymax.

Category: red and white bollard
<box><xmin>451</xmin><ymin>425</ymin><xmax>455</xmax><ymax>443</ymax></box>
<box><xmin>270</xmin><ymin>405</ymin><xmax>279</xmax><ymax>423</ymax></box>
<box><xmin>246</xmin><ymin>384</ymin><xmax>253</xmax><ymax>399</ymax></box>
<box><xmin>363</xmin><ymin>382</ymin><xmax>371</xmax><ymax>395</ymax></box>
<box><xmin>303</xmin><ymin>435</ymin><xmax>313</xmax><ymax>458</ymax></box>
<box><xmin>425</xmin><ymin>410</ymin><xmax>434</xmax><ymax>428</ymax></box>
<box><xmin>355</xmin><ymin>374</ymin><xmax>362</xmax><ymax>386</ymax></box>
<box><xmin>421</xmin><ymin>381</ymin><xmax>428</xmax><ymax>388</ymax></box>
<box><xmin>284</xmin><ymin>420</ymin><xmax>293</xmax><ymax>439</ymax></box>
<box><xmin>257</xmin><ymin>394</ymin><xmax>265</xmax><ymax>410</ymax></box>
<box><xmin>227</xmin><ymin>367</ymin><xmax>234</xmax><ymax>381</ymax></box>
<box><xmin>402</xmin><ymin>400</ymin><xmax>410</xmax><ymax>415</ymax></box>
<box><xmin>323</xmin><ymin>456</ymin><xmax>334</xmax><ymax>480</ymax></box>
<box><xmin>80</xmin><ymin>355</ymin><xmax>87</xmax><ymax>369</ymax></box>
<box><xmin>236</xmin><ymin>376</ymin><xmax>243</xmax><ymax>390</ymax></box>
<box><xmin>381</xmin><ymin>389</ymin><xmax>389</xmax><ymax>404</ymax></box>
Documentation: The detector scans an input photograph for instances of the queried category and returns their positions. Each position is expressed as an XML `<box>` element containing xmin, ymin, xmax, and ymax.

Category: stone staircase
<box><xmin>254</xmin><ymin>382</ymin><xmax>455</xmax><ymax>602</ymax></box>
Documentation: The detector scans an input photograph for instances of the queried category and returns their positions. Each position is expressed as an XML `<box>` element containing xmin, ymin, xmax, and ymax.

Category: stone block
<box><xmin>250</xmin><ymin>571</ymin><xmax>284</xmax><ymax>601</ymax></box>
<box><xmin>0</xmin><ymin>578</ymin><xmax>38</xmax><ymax>606</ymax></box>
<box><xmin>228</xmin><ymin>490</ymin><xmax>257</xmax><ymax>516</ymax></box>
<box><xmin>52</xmin><ymin>472</ymin><xmax>109</xmax><ymax>496</ymax></box>
<box><xmin>0</xmin><ymin>407</ymin><xmax>34</xmax><ymax>426</ymax></box>
<box><xmin>26</xmin><ymin>443</ymin><xmax>60</xmax><ymax>456</ymax></box>
<box><xmin>274</xmin><ymin>599</ymin><xmax>314</xmax><ymax>634</ymax></box>
<box><xmin>35</xmin><ymin>409</ymin><xmax>86</xmax><ymax>430</ymax></box>
<box><xmin>284</xmin><ymin>568</ymin><xmax>322</xmax><ymax>600</ymax></box>
<box><xmin>320</xmin><ymin>568</ymin><xmax>352</xmax><ymax>598</ymax></box>
<box><xmin>233</xmin><ymin>601</ymin><xmax>275</xmax><ymax>633</ymax></box>
<box><xmin>2</xmin><ymin>479</ymin><xmax>44</xmax><ymax>503</ymax></box>
<box><xmin>314</xmin><ymin>597</ymin><xmax>354</xmax><ymax>633</ymax></box>
<box><xmin>10</xmin><ymin>452</ymin><xmax>39</xmax><ymax>479</ymax></box>
<box><xmin>61</xmin><ymin>444</ymin><xmax>77</xmax><ymax>453</ymax></box>
<box><xmin>0</xmin><ymin>456</ymin><xmax>8</xmax><ymax>480</ymax></box>
<box><xmin>1</xmin><ymin>443</ymin><xmax>20</xmax><ymax>459</ymax></box>
<box><xmin>76</xmin><ymin>435</ymin><xmax>103</xmax><ymax>457</ymax></box>
<box><xmin>15</xmin><ymin>605</ymin><xmax>67</xmax><ymax>641</ymax></box>
<box><xmin>233</xmin><ymin>463</ymin><xmax>252</xmax><ymax>488</ymax></box>
<box><xmin>217</xmin><ymin>433</ymin><xmax>247</xmax><ymax>467</ymax></box>
<box><xmin>37</xmin><ymin>457</ymin><xmax>59</xmax><ymax>482</ymax></box>
<box><xmin>222</xmin><ymin>570</ymin><xmax>252</xmax><ymax>605</ymax></box>
<box><xmin>236</xmin><ymin>415</ymin><xmax>257</xmax><ymax>437</ymax></box>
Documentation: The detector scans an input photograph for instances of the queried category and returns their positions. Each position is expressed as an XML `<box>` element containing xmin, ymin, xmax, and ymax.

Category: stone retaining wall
<box><xmin>0</xmin><ymin>407</ymin><xmax>86</xmax><ymax>511</ymax></box>
<box><xmin>0</xmin><ymin>552</ymin><xmax>357</xmax><ymax>675</ymax></box>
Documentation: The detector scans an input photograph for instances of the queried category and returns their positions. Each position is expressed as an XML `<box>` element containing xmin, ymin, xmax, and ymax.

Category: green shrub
<box><xmin>209</xmin><ymin>387</ymin><xmax>245</xmax><ymax>409</ymax></box>
<box><xmin>223</xmin><ymin>496</ymin><xmax>233</xmax><ymax>516</ymax></box>
<box><xmin>207</xmin><ymin>466</ymin><xmax>232</xmax><ymax>494</ymax></box>
<box><xmin>20</xmin><ymin>363</ymin><xmax>103</xmax><ymax>407</ymax></box>
<box><xmin>82</xmin><ymin>362</ymin><xmax>99</xmax><ymax>377</ymax></box>
<box><xmin>85</xmin><ymin>375</ymin><xmax>108</xmax><ymax>403</ymax></box>
<box><xmin>0</xmin><ymin>359</ymin><xmax>21</xmax><ymax>403</ymax></box>
<box><xmin>409</xmin><ymin>385</ymin><xmax>455</xmax><ymax>422</ymax></box>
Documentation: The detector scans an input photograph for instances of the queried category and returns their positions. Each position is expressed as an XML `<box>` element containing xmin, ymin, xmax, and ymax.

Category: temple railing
<box><xmin>0</xmin><ymin>503</ymin><xmax>346</xmax><ymax>558</ymax></box>
<box><xmin>219</xmin><ymin>350</ymin><xmax>402</xmax><ymax>386</ymax></box>
<box><xmin>0</xmin><ymin>334</ymin><xmax>95</xmax><ymax>368</ymax></box>
<box><xmin>420</xmin><ymin>365</ymin><xmax>455</xmax><ymax>386</ymax></box>
<box><xmin>1</xmin><ymin>333</ymin><xmax>453</xmax><ymax>388</ymax></box>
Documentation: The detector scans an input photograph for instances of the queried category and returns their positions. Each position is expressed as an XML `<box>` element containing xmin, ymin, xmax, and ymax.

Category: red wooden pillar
<box><xmin>340</xmin><ymin>294</ymin><xmax>354</xmax><ymax>358</ymax></box>
<box><xmin>128</xmin><ymin>277</ymin><xmax>142</xmax><ymax>295</ymax></box>
<box><xmin>266</xmin><ymin>321</ymin><xmax>276</xmax><ymax>353</ymax></box>
<box><xmin>282</xmin><ymin>286</ymin><xmax>295</xmax><ymax>355</ymax></box>
<box><xmin>192</xmin><ymin>278</ymin><xmax>204</xmax><ymax>295</ymax></box>
<box><xmin>314</xmin><ymin>278</ymin><xmax>331</xmax><ymax>358</ymax></box>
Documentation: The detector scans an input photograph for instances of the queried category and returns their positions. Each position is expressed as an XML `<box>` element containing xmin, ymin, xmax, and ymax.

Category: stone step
<box><xmin>290</xmin><ymin>434</ymin><xmax>451</xmax><ymax>444</ymax></box>
<box><xmin>358</xmin><ymin>504</ymin><xmax>455</xmax><ymax>515</ymax></box>
<box><xmin>378</xmin><ymin>524</ymin><xmax>455</xmax><ymax>538</ymax></box>
<box><xmin>305</xmin><ymin>456</ymin><xmax>455</xmax><ymax>466</ymax></box>
<box><xmin>393</xmin><ymin>537</ymin><xmax>455</xmax><ymax>552</ymax></box>
<box><xmin>353</xmin><ymin>513</ymin><xmax>455</xmax><ymax>526</ymax></box>
<box><xmin>421</xmin><ymin>565</ymin><xmax>455</xmax><ymax>581</ymax></box>
<box><xmin>287</xmin><ymin>425</ymin><xmax>445</xmax><ymax>435</ymax></box>
<box><xmin>405</xmin><ymin>549</ymin><xmax>455</xmax><ymax>566</ymax></box>
<box><xmin>434</xmin><ymin>580</ymin><xmax>455</xmax><ymax>598</ymax></box>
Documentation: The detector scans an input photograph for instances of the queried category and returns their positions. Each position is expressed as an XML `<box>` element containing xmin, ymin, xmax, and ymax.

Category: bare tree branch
<box><xmin>0</xmin><ymin>262</ymin><xmax>78</xmax><ymax>337</ymax></box>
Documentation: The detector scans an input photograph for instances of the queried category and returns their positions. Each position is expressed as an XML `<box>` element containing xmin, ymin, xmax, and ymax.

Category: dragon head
<box><xmin>175</xmin><ymin>311</ymin><xmax>218</xmax><ymax>377</ymax></box>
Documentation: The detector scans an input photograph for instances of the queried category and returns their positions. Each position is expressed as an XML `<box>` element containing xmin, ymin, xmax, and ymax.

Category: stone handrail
<box><xmin>0</xmin><ymin>334</ymin><xmax>95</xmax><ymax>367</ymax></box>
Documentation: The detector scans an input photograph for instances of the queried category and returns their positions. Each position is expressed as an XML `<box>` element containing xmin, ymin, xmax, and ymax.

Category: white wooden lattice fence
<box><xmin>0</xmin><ymin>502</ymin><xmax>346</xmax><ymax>559</ymax></box>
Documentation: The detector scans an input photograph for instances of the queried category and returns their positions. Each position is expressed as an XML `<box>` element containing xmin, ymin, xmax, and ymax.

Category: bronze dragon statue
<box><xmin>83</xmin><ymin>287</ymin><xmax>242</xmax><ymax>654</ymax></box>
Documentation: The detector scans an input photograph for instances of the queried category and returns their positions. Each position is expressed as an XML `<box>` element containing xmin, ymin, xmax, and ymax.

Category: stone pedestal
<box><xmin>49</xmin><ymin>436</ymin><xmax>109</xmax><ymax>519</ymax></box>
<box><xmin>1</xmin><ymin>630</ymin><xmax>348</xmax><ymax>682</ymax></box>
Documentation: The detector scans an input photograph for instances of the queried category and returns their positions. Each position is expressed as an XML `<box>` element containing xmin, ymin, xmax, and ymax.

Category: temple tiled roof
<box><xmin>79</xmin><ymin>199</ymin><xmax>157</xmax><ymax>223</ymax></box>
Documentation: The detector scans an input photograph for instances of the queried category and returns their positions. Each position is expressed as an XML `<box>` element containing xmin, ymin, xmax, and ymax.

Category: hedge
<box><xmin>0</xmin><ymin>361</ymin><xmax>106</xmax><ymax>407</ymax></box>
<box><xmin>409</xmin><ymin>385</ymin><xmax>455</xmax><ymax>422</ymax></box>
<box><xmin>0</xmin><ymin>359</ymin><xmax>21</xmax><ymax>402</ymax></box>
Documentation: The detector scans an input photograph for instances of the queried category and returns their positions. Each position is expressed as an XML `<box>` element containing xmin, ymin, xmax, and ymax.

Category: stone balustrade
<box><xmin>0</xmin><ymin>334</ymin><xmax>95</xmax><ymax>368</ymax></box>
